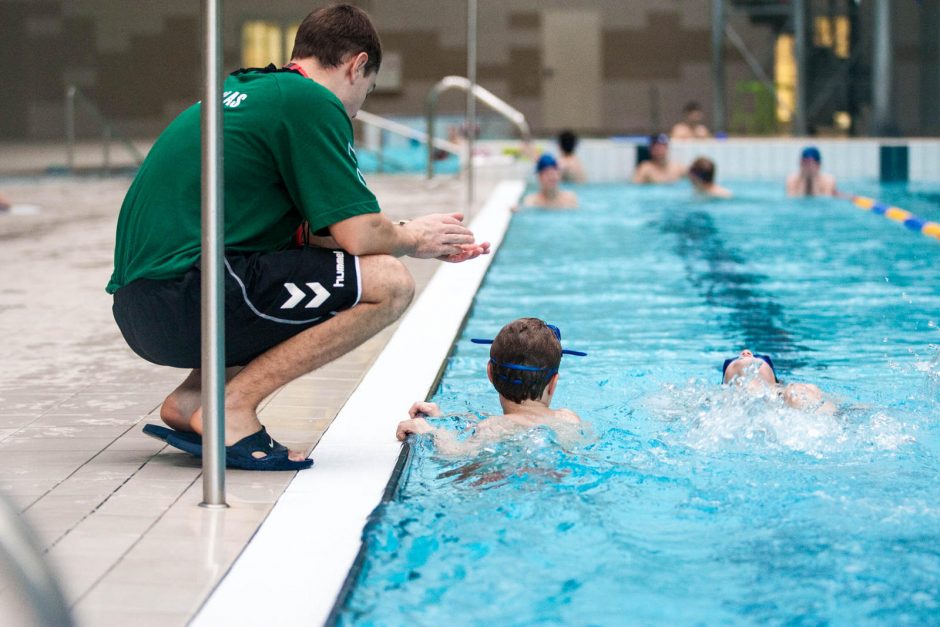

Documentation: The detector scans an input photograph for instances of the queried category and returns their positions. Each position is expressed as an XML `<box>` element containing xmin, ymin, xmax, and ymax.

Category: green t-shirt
<box><xmin>106</xmin><ymin>67</ymin><xmax>380</xmax><ymax>294</ymax></box>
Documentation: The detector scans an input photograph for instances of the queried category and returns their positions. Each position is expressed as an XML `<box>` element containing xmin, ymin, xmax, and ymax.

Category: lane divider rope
<box><xmin>851</xmin><ymin>195</ymin><xmax>940</xmax><ymax>242</ymax></box>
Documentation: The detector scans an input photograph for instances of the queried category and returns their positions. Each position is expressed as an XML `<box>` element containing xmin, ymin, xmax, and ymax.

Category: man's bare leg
<box><xmin>160</xmin><ymin>367</ymin><xmax>241</xmax><ymax>431</ymax></box>
<box><xmin>190</xmin><ymin>254</ymin><xmax>415</xmax><ymax>459</ymax></box>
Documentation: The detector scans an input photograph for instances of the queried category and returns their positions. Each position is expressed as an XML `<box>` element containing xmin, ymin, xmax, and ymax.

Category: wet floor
<box><xmin>0</xmin><ymin>172</ymin><xmax>496</xmax><ymax>625</ymax></box>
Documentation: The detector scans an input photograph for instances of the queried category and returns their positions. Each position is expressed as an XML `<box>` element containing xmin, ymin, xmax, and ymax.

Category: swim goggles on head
<box><xmin>471</xmin><ymin>324</ymin><xmax>587</xmax><ymax>385</ymax></box>
<box><xmin>721</xmin><ymin>353</ymin><xmax>777</xmax><ymax>383</ymax></box>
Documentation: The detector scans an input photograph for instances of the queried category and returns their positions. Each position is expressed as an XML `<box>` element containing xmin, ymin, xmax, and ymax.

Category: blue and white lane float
<box><xmin>851</xmin><ymin>195</ymin><xmax>940</xmax><ymax>242</ymax></box>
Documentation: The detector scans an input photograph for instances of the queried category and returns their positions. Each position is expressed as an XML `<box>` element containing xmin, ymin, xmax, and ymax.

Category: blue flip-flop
<box><xmin>165</xmin><ymin>426</ymin><xmax>313</xmax><ymax>471</ymax></box>
<box><xmin>142</xmin><ymin>423</ymin><xmax>203</xmax><ymax>446</ymax></box>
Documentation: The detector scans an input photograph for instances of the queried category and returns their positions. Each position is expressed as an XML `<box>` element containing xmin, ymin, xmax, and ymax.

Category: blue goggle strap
<box><xmin>489</xmin><ymin>359</ymin><xmax>558</xmax><ymax>385</ymax></box>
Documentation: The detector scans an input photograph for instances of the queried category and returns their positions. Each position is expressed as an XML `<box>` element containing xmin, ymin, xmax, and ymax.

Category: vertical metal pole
<box><xmin>466</xmin><ymin>0</ymin><xmax>477</xmax><ymax>212</ymax></box>
<box><xmin>103</xmin><ymin>125</ymin><xmax>111</xmax><ymax>176</ymax></box>
<box><xmin>872</xmin><ymin>0</ymin><xmax>893</xmax><ymax>136</ymax></box>
<box><xmin>792</xmin><ymin>0</ymin><xmax>808</xmax><ymax>135</ymax></box>
<box><xmin>65</xmin><ymin>86</ymin><xmax>76</xmax><ymax>174</ymax></box>
<box><xmin>200</xmin><ymin>0</ymin><xmax>227</xmax><ymax>509</ymax></box>
<box><xmin>711</xmin><ymin>0</ymin><xmax>726</xmax><ymax>133</ymax></box>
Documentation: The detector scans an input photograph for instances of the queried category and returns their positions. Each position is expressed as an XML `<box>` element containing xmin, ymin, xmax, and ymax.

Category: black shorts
<box><xmin>113</xmin><ymin>247</ymin><xmax>361</xmax><ymax>368</ymax></box>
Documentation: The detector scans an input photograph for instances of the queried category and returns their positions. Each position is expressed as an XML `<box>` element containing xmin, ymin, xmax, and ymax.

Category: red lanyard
<box><xmin>284</xmin><ymin>62</ymin><xmax>309</xmax><ymax>78</ymax></box>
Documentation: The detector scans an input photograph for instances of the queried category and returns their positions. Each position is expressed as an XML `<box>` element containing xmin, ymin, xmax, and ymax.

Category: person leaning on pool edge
<box><xmin>107</xmin><ymin>4</ymin><xmax>490</xmax><ymax>470</ymax></box>
<box><xmin>632</xmin><ymin>134</ymin><xmax>686</xmax><ymax>184</ymax></box>
<box><xmin>397</xmin><ymin>318</ymin><xmax>583</xmax><ymax>455</ymax></box>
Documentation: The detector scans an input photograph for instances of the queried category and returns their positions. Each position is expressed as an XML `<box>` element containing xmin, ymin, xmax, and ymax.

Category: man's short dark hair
<box><xmin>689</xmin><ymin>156</ymin><xmax>716</xmax><ymax>184</ymax></box>
<box><xmin>489</xmin><ymin>318</ymin><xmax>562</xmax><ymax>403</ymax></box>
<box><xmin>558</xmin><ymin>130</ymin><xmax>578</xmax><ymax>156</ymax></box>
<box><xmin>683</xmin><ymin>101</ymin><xmax>702</xmax><ymax>114</ymax></box>
<box><xmin>291</xmin><ymin>4</ymin><xmax>382</xmax><ymax>75</ymax></box>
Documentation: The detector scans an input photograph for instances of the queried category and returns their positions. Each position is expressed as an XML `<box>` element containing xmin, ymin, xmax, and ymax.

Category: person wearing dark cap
<box><xmin>521</xmin><ymin>153</ymin><xmax>579</xmax><ymax>209</ymax></box>
<box><xmin>632</xmin><ymin>134</ymin><xmax>686</xmax><ymax>184</ymax></box>
<box><xmin>396</xmin><ymin>318</ymin><xmax>584</xmax><ymax>455</ymax></box>
<box><xmin>721</xmin><ymin>349</ymin><xmax>835</xmax><ymax>414</ymax></box>
<box><xmin>786</xmin><ymin>146</ymin><xmax>839</xmax><ymax>197</ymax></box>
<box><xmin>670</xmin><ymin>101</ymin><xmax>710</xmax><ymax>139</ymax></box>
<box><xmin>688</xmin><ymin>156</ymin><xmax>732</xmax><ymax>199</ymax></box>
<box><xmin>557</xmin><ymin>130</ymin><xmax>587</xmax><ymax>183</ymax></box>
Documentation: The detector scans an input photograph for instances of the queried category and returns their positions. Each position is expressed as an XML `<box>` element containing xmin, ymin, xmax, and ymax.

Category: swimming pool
<box><xmin>336</xmin><ymin>181</ymin><xmax>940</xmax><ymax>624</ymax></box>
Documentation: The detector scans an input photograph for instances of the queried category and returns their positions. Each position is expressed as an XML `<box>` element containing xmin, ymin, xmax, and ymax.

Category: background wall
<box><xmin>0</xmin><ymin>0</ymin><xmax>936</xmax><ymax>141</ymax></box>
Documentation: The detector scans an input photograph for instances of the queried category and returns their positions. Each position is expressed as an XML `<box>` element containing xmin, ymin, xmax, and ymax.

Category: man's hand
<box><xmin>438</xmin><ymin>242</ymin><xmax>491</xmax><ymax>263</ymax></box>
<box><xmin>401</xmin><ymin>213</ymin><xmax>479</xmax><ymax>260</ymax></box>
<box><xmin>408</xmin><ymin>401</ymin><xmax>443</xmax><ymax>418</ymax></box>
<box><xmin>396</xmin><ymin>417</ymin><xmax>434</xmax><ymax>441</ymax></box>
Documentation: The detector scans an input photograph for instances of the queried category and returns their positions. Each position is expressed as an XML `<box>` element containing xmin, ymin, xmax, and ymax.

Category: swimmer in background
<box><xmin>786</xmin><ymin>146</ymin><xmax>840</xmax><ymax>197</ymax></box>
<box><xmin>688</xmin><ymin>157</ymin><xmax>732</xmax><ymax>199</ymax></box>
<box><xmin>670</xmin><ymin>101</ymin><xmax>710</xmax><ymax>139</ymax></box>
<box><xmin>632</xmin><ymin>134</ymin><xmax>686</xmax><ymax>184</ymax></box>
<box><xmin>557</xmin><ymin>129</ymin><xmax>587</xmax><ymax>183</ymax></box>
<box><xmin>396</xmin><ymin>317</ymin><xmax>584</xmax><ymax>456</ymax></box>
<box><xmin>520</xmin><ymin>154</ymin><xmax>579</xmax><ymax>210</ymax></box>
<box><xmin>722</xmin><ymin>349</ymin><xmax>836</xmax><ymax>414</ymax></box>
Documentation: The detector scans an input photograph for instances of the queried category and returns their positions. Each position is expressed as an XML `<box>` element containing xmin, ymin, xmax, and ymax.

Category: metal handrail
<box><xmin>65</xmin><ymin>85</ymin><xmax>145</xmax><ymax>174</ymax></box>
<box><xmin>356</xmin><ymin>110</ymin><xmax>462</xmax><ymax>156</ymax></box>
<box><xmin>425</xmin><ymin>76</ymin><xmax>531</xmax><ymax>179</ymax></box>
<box><xmin>0</xmin><ymin>493</ymin><xmax>73</xmax><ymax>626</ymax></box>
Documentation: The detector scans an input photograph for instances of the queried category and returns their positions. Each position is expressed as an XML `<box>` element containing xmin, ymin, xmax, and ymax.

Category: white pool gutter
<box><xmin>193</xmin><ymin>179</ymin><xmax>524</xmax><ymax>626</ymax></box>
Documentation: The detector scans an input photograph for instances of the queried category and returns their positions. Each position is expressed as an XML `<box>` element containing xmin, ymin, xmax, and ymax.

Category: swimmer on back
<box><xmin>633</xmin><ymin>134</ymin><xmax>686</xmax><ymax>184</ymax></box>
<box><xmin>396</xmin><ymin>317</ymin><xmax>584</xmax><ymax>456</ymax></box>
<box><xmin>520</xmin><ymin>154</ymin><xmax>579</xmax><ymax>210</ymax></box>
<box><xmin>722</xmin><ymin>349</ymin><xmax>835</xmax><ymax>414</ymax></box>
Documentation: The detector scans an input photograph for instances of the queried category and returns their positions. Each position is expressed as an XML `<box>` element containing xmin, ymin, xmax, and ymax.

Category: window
<box><xmin>241</xmin><ymin>21</ymin><xmax>285</xmax><ymax>68</ymax></box>
<box><xmin>774</xmin><ymin>34</ymin><xmax>796</xmax><ymax>125</ymax></box>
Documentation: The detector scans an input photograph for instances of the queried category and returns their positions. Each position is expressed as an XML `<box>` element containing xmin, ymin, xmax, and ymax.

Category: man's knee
<box><xmin>360</xmin><ymin>255</ymin><xmax>415</xmax><ymax>316</ymax></box>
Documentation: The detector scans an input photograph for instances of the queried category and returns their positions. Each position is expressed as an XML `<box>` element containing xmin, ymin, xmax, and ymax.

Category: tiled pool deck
<box><xmin>0</xmin><ymin>172</ymin><xmax>508</xmax><ymax>625</ymax></box>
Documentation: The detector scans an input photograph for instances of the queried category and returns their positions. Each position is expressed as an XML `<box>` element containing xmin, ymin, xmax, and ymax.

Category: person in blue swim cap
<box><xmin>520</xmin><ymin>153</ymin><xmax>579</xmax><ymax>210</ymax></box>
<box><xmin>396</xmin><ymin>317</ymin><xmax>584</xmax><ymax>455</ymax></box>
<box><xmin>786</xmin><ymin>146</ymin><xmax>839</xmax><ymax>197</ymax></box>
<box><xmin>722</xmin><ymin>349</ymin><xmax>835</xmax><ymax>413</ymax></box>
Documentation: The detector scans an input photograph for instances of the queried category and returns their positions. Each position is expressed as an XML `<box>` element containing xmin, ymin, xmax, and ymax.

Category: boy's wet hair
<box><xmin>490</xmin><ymin>318</ymin><xmax>562</xmax><ymax>403</ymax></box>
<box><xmin>689</xmin><ymin>157</ymin><xmax>716</xmax><ymax>184</ymax></box>
<box><xmin>291</xmin><ymin>4</ymin><xmax>382</xmax><ymax>75</ymax></box>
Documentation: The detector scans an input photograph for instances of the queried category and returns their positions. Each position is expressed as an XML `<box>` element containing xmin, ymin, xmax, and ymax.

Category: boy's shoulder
<box><xmin>552</xmin><ymin>408</ymin><xmax>580</xmax><ymax>424</ymax></box>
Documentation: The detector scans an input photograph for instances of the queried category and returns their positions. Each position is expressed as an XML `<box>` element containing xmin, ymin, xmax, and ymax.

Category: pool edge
<box><xmin>191</xmin><ymin>179</ymin><xmax>524</xmax><ymax>627</ymax></box>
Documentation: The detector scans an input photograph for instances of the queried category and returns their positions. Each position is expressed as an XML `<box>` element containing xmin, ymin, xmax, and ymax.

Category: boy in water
<box><xmin>688</xmin><ymin>157</ymin><xmax>732</xmax><ymax>198</ymax></box>
<box><xmin>722</xmin><ymin>349</ymin><xmax>835</xmax><ymax>414</ymax></box>
<box><xmin>396</xmin><ymin>318</ymin><xmax>583</xmax><ymax>455</ymax></box>
<box><xmin>521</xmin><ymin>154</ymin><xmax>579</xmax><ymax>210</ymax></box>
<box><xmin>786</xmin><ymin>146</ymin><xmax>840</xmax><ymax>197</ymax></box>
<box><xmin>633</xmin><ymin>134</ymin><xmax>686</xmax><ymax>184</ymax></box>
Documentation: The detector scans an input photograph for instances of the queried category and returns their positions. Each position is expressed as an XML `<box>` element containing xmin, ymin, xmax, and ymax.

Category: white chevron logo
<box><xmin>280</xmin><ymin>282</ymin><xmax>330</xmax><ymax>309</ymax></box>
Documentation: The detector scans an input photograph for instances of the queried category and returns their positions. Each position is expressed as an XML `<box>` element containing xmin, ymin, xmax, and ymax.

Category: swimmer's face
<box><xmin>538</xmin><ymin>166</ymin><xmax>561</xmax><ymax>189</ymax></box>
<box><xmin>800</xmin><ymin>158</ymin><xmax>820</xmax><ymax>176</ymax></box>
<box><xmin>723</xmin><ymin>349</ymin><xmax>776</xmax><ymax>385</ymax></box>
<box><xmin>650</xmin><ymin>142</ymin><xmax>668</xmax><ymax>161</ymax></box>
<box><xmin>686</xmin><ymin>109</ymin><xmax>704</xmax><ymax>124</ymax></box>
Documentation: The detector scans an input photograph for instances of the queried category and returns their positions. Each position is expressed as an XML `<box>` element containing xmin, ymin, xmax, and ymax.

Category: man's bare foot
<box><xmin>189</xmin><ymin>406</ymin><xmax>308</xmax><ymax>462</ymax></box>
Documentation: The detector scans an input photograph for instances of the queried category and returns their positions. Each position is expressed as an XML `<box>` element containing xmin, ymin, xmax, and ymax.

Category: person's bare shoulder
<box><xmin>670</xmin><ymin>123</ymin><xmax>691</xmax><ymax>139</ymax></box>
<box><xmin>553</xmin><ymin>408</ymin><xmax>581</xmax><ymax>423</ymax></box>
<box><xmin>820</xmin><ymin>173</ymin><xmax>838</xmax><ymax>195</ymax></box>
<box><xmin>633</xmin><ymin>162</ymin><xmax>652</xmax><ymax>183</ymax></box>
<box><xmin>522</xmin><ymin>192</ymin><xmax>540</xmax><ymax>207</ymax></box>
<box><xmin>785</xmin><ymin>173</ymin><xmax>801</xmax><ymax>196</ymax></box>
<box><xmin>559</xmin><ymin>190</ymin><xmax>579</xmax><ymax>208</ymax></box>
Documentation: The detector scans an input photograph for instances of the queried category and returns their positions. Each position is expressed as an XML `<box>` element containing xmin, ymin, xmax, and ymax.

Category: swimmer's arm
<box><xmin>631</xmin><ymin>163</ymin><xmax>650</xmax><ymax>184</ymax></box>
<box><xmin>785</xmin><ymin>174</ymin><xmax>801</xmax><ymax>197</ymax></box>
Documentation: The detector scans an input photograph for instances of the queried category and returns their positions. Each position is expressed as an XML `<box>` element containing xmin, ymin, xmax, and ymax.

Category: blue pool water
<box><xmin>339</xmin><ymin>182</ymin><xmax>940</xmax><ymax>625</ymax></box>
